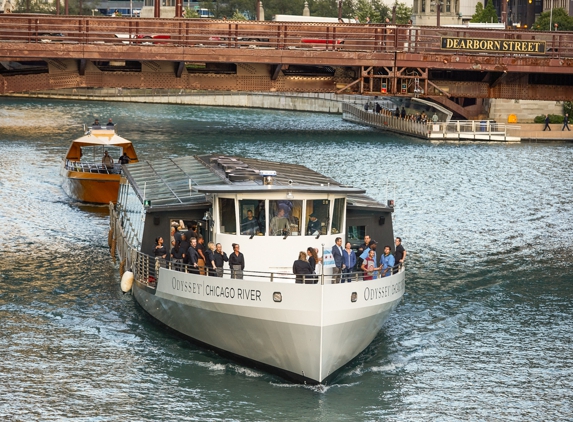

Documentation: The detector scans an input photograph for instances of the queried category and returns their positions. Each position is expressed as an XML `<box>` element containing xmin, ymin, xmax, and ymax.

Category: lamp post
<box><xmin>436</xmin><ymin>1</ymin><xmax>441</xmax><ymax>27</ymax></box>
<box><xmin>549</xmin><ymin>0</ymin><xmax>553</xmax><ymax>30</ymax></box>
<box><xmin>338</xmin><ymin>0</ymin><xmax>342</xmax><ymax>19</ymax></box>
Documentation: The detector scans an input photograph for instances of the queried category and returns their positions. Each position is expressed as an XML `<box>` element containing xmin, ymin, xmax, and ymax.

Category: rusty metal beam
<box><xmin>271</xmin><ymin>64</ymin><xmax>282</xmax><ymax>81</ymax></box>
<box><xmin>175</xmin><ymin>61</ymin><xmax>185</xmax><ymax>78</ymax></box>
<box><xmin>78</xmin><ymin>59</ymin><xmax>87</xmax><ymax>76</ymax></box>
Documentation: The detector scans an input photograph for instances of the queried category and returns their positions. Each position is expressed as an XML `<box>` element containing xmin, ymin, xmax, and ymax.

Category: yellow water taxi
<box><xmin>61</xmin><ymin>123</ymin><xmax>138</xmax><ymax>204</ymax></box>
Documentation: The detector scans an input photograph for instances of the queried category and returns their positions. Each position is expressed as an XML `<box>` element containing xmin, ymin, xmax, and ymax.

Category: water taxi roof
<box><xmin>123</xmin><ymin>155</ymin><xmax>391</xmax><ymax>211</ymax></box>
<box><xmin>71</xmin><ymin>129</ymin><xmax>133</xmax><ymax>147</ymax></box>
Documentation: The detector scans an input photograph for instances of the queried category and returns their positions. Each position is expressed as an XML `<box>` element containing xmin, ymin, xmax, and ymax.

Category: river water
<box><xmin>1</xmin><ymin>97</ymin><xmax>572</xmax><ymax>421</ymax></box>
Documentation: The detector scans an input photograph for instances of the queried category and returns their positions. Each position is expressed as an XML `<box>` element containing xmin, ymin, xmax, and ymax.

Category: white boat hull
<box><xmin>132</xmin><ymin>268</ymin><xmax>405</xmax><ymax>383</ymax></box>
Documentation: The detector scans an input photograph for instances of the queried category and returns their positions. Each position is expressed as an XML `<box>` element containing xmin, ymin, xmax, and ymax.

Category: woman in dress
<box><xmin>307</xmin><ymin>247</ymin><xmax>320</xmax><ymax>284</ymax></box>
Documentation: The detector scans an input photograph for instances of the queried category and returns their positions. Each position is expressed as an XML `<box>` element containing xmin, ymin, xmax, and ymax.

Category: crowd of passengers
<box><xmin>153</xmin><ymin>221</ymin><xmax>406</xmax><ymax>283</ymax></box>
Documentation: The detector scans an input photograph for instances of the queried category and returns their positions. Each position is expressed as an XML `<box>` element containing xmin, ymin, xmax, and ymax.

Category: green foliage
<box><xmin>470</xmin><ymin>0</ymin><xmax>497</xmax><ymax>24</ymax></box>
<box><xmin>564</xmin><ymin>101</ymin><xmax>573</xmax><ymax>116</ymax></box>
<box><xmin>394</xmin><ymin>1</ymin><xmax>413</xmax><ymax>24</ymax></box>
<box><xmin>533</xmin><ymin>114</ymin><xmax>564</xmax><ymax>124</ymax></box>
<box><xmin>532</xmin><ymin>8</ymin><xmax>573</xmax><ymax>31</ymax></box>
<box><xmin>185</xmin><ymin>8</ymin><xmax>200</xmax><ymax>18</ymax></box>
<box><xmin>231</xmin><ymin>10</ymin><xmax>248</xmax><ymax>20</ymax></box>
<box><xmin>470</xmin><ymin>2</ymin><xmax>484</xmax><ymax>23</ymax></box>
<box><xmin>13</xmin><ymin>0</ymin><xmax>97</xmax><ymax>15</ymax></box>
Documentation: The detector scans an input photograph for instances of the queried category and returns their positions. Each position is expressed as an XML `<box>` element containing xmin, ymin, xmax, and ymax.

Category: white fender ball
<box><xmin>120</xmin><ymin>271</ymin><xmax>134</xmax><ymax>293</ymax></box>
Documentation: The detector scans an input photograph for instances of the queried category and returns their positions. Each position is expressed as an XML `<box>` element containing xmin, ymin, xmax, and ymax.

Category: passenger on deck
<box><xmin>170</xmin><ymin>240</ymin><xmax>184</xmax><ymax>271</ymax></box>
<box><xmin>102</xmin><ymin>151</ymin><xmax>114</xmax><ymax>169</ymax></box>
<box><xmin>92</xmin><ymin>119</ymin><xmax>101</xmax><ymax>128</ymax></box>
<box><xmin>106</xmin><ymin>118</ymin><xmax>114</xmax><ymax>127</ymax></box>
<box><xmin>269</xmin><ymin>206</ymin><xmax>290</xmax><ymax>236</ymax></box>
<box><xmin>380</xmin><ymin>245</ymin><xmax>395</xmax><ymax>277</ymax></box>
<box><xmin>360</xmin><ymin>240</ymin><xmax>378</xmax><ymax>278</ymax></box>
<box><xmin>331</xmin><ymin>237</ymin><xmax>344</xmax><ymax>283</ymax></box>
<box><xmin>205</xmin><ymin>242</ymin><xmax>217</xmax><ymax>276</ymax></box>
<box><xmin>293</xmin><ymin>251</ymin><xmax>314</xmax><ymax>284</ymax></box>
<box><xmin>170</xmin><ymin>225</ymin><xmax>182</xmax><ymax>245</ymax></box>
<box><xmin>241</xmin><ymin>210</ymin><xmax>259</xmax><ymax>235</ymax></box>
<box><xmin>196</xmin><ymin>235</ymin><xmax>206</xmax><ymax>275</ymax></box>
<box><xmin>229</xmin><ymin>243</ymin><xmax>245</xmax><ymax>279</ymax></box>
<box><xmin>118</xmin><ymin>152</ymin><xmax>130</xmax><ymax>165</ymax></box>
<box><xmin>306</xmin><ymin>213</ymin><xmax>321</xmax><ymax>235</ymax></box>
<box><xmin>184</xmin><ymin>223</ymin><xmax>198</xmax><ymax>243</ymax></box>
<box><xmin>213</xmin><ymin>243</ymin><xmax>229</xmax><ymax>277</ymax></box>
<box><xmin>361</xmin><ymin>249</ymin><xmax>380</xmax><ymax>281</ymax></box>
<box><xmin>154</xmin><ymin>237</ymin><xmax>167</xmax><ymax>259</ymax></box>
<box><xmin>179</xmin><ymin>234</ymin><xmax>190</xmax><ymax>264</ymax></box>
<box><xmin>342</xmin><ymin>242</ymin><xmax>356</xmax><ymax>283</ymax></box>
<box><xmin>187</xmin><ymin>237</ymin><xmax>200</xmax><ymax>274</ymax></box>
<box><xmin>307</xmin><ymin>247</ymin><xmax>320</xmax><ymax>283</ymax></box>
<box><xmin>393</xmin><ymin>237</ymin><xmax>406</xmax><ymax>273</ymax></box>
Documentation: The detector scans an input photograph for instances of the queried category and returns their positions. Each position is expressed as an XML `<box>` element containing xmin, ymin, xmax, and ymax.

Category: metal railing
<box><xmin>65</xmin><ymin>159</ymin><xmax>122</xmax><ymax>174</ymax></box>
<box><xmin>343</xmin><ymin>102</ymin><xmax>429</xmax><ymax>138</ymax></box>
<box><xmin>0</xmin><ymin>15</ymin><xmax>572</xmax><ymax>58</ymax></box>
<box><xmin>110</xmin><ymin>203</ymin><xmax>403</xmax><ymax>289</ymax></box>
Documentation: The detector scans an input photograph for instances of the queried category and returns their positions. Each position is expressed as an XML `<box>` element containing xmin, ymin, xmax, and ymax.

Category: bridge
<box><xmin>1</xmin><ymin>15</ymin><xmax>573</xmax><ymax>118</ymax></box>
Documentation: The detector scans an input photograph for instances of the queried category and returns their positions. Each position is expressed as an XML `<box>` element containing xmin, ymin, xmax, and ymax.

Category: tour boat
<box><xmin>109</xmin><ymin>155</ymin><xmax>405</xmax><ymax>384</ymax></box>
<box><xmin>61</xmin><ymin>124</ymin><xmax>138</xmax><ymax>204</ymax></box>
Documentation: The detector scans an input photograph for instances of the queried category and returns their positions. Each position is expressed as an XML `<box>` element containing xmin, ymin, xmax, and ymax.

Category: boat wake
<box><xmin>194</xmin><ymin>360</ymin><xmax>264</xmax><ymax>378</ymax></box>
<box><xmin>270</xmin><ymin>381</ymin><xmax>360</xmax><ymax>393</ymax></box>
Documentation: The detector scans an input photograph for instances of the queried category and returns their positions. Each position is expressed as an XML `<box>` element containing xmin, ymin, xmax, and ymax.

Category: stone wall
<box><xmin>488</xmin><ymin>99</ymin><xmax>564</xmax><ymax>123</ymax></box>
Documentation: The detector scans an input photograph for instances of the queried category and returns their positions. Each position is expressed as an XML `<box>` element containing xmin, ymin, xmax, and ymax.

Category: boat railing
<box><xmin>65</xmin><ymin>159</ymin><xmax>122</xmax><ymax>175</ymax></box>
<box><xmin>131</xmin><ymin>252</ymin><xmax>403</xmax><ymax>288</ymax></box>
<box><xmin>110</xmin><ymin>203</ymin><xmax>404</xmax><ymax>289</ymax></box>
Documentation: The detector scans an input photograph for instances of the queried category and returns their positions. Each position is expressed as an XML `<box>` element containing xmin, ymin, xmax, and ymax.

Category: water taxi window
<box><xmin>269</xmin><ymin>200</ymin><xmax>302</xmax><ymax>236</ymax></box>
<box><xmin>305</xmin><ymin>200</ymin><xmax>330</xmax><ymax>235</ymax></box>
<box><xmin>219</xmin><ymin>198</ymin><xmax>236</xmax><ymax>234</ymax></box>
<box><xmin>332</xmin><ymin>198</ymin><xmax>345</xmax><ymax>235</ymax></box>
<box><xmin>348</xmin><ymin>225</ymin><xmax>365</xmax><ymax>244</ymax></box>
<box><xmin>239</xmin><ymin>200</ymin><xmax>265</xmax><ymax>236</ymax></box>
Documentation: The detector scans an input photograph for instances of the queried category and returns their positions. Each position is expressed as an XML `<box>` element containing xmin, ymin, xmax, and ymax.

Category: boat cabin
<box><xmin>117</xmin><ymin>155</ymin><xmax>396</xmax><ymax>275</ymax></box>
<box><xmin>64</xmin><ymin>125</ymin><xmax>138</xmax><ymax>175</ymax></box>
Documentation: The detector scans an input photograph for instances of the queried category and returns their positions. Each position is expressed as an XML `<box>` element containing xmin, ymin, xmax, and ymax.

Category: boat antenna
<box><xmin>143</xmin><ymin>181</ymin><xmax>147</xmax><ymax>203</ymax></box>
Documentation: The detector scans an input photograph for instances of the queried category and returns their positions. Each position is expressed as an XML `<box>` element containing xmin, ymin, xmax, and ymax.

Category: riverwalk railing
<box><xmin>109</xmin><ymin>203</ymin><xmax>402</xmax><ymax>289</ymax></box>
<box><xmin>342</xmin><ymin>103</ymin><xmax>522</xmax><ymax>141</ymax></box>
<box><xmin>342</xmin><ymin>102</ymin><xmax>429</xmax><ymax>138</ymax></box>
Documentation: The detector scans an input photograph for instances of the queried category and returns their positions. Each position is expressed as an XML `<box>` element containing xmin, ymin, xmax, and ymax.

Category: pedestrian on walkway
<box><xmin>543</xmin><ymin>114</ymin><xmax>551</xmax><ymax>131</ymax></box>
<box><xmin>562</xmin><ymin>113</ymin><xmax>571</xmax><ymax>131</ymax></box>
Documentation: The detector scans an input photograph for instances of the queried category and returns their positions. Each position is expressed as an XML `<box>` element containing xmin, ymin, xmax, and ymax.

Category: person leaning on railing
<box><xmin>213</xmin><ymin>243</ymin><xmax>229</xmax><ymax>277</ymax></box>
<box><xmin>293</xmin><ymin>251</ymin><xmax>313</xmax><ymax>284</ymax></box>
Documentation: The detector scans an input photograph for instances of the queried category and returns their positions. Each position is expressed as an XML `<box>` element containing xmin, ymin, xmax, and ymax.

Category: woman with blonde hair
<box><xmin>293</xmin><ymin>251</ymin><xmax>313</xmax><ymax>284</ymax></box>
<box><xmin>205</xmin><ymin>241</ymin><xmax>217</xmax><ymax>276</ymax></box>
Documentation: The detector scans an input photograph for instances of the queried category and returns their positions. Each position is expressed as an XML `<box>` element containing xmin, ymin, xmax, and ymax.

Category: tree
<box><xmin>532</xmin><ymin>8</ymin><xmax>573</xmax><ymax>31</ymax></box>
<box><xmin>470</xmin><ymin>2</ymin><xmax>484</xmax><ymax>23</ymax></box>
<box><xmin>231</xmin><ymin>10</ymin><xmax>248</xmax><ymax>20</ymax></box>
<box><xmin>394</xmin><ymin>1</ymin><xmax>412</xmax><ymax>24</ymax></box>
<box><xmin>470</xmin><ymin>0</ymin><xmax>497</xmax><ymax>23</ymax></box>
<box><xmin>185</xmin><ymin>8</ymin><xmax>200</xmax><ymax>18</ymax></box>
<box><xmin>481</xmin><ymin>0</ymin><xmax>498</xmax><ymax>23</ymax></box>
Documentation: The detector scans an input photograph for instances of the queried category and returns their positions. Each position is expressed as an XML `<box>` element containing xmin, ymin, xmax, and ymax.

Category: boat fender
<box><xmin>120</xmin><ymin>271</ymin><xmax>134</xmax><ymax>293</ymax></box>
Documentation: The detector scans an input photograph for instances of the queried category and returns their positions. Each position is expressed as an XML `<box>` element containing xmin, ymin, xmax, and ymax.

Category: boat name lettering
<box><xmin>363</xmin><ymin>280</ymin><xmax>405</xmax><ymax>301</ymax></box>
<box><xmin>206</xmin><ymin>285</ymin><xmax>261</xmax><ymax>301</ymax></box>
<box><xmin>172</xmin><ymin>277</ymin><xmax>202</xmax><ymax>294</ymax></box>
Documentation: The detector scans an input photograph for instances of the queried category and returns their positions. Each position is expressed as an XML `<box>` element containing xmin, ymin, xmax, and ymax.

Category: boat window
<box><xmin>239</xmin><ymin>200</ymin><xmax>265</xmax><ymax>236</ymax></box>
<box><xmin>332</xmin><ymin>198</ymin><xmax>345</xmax><ymax>235</ymax></box>
<box><xmin>219</xmin><ymin>198</ymin><xmax>236</xmax><ymax>234</ymax></box>
<box><xmin>347</xmin><ymin>225</ymin><xmax>365</xmax><ymax>245</ymax></box>
<box><xmin>305</xmin><ymin>200</ymin><xmax>330</xmax><ymax>235</ymax></box>
<box><xmin>269</xmin><ymin>200</ymin><xmax>302</xmax><ymax>236</ymax></box>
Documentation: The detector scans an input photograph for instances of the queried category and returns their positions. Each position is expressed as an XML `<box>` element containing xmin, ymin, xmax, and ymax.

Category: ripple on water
<box><xmin>1</xmin><ymin>98</ymin><xmax>572</xmax><ymax>421</ymax></box>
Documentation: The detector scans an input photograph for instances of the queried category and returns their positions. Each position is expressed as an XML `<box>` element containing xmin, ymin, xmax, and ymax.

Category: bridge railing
<box><xmin>0</xmin><ymin>15</ymin><xmax>572</xmax><ymax>58</ymax></box>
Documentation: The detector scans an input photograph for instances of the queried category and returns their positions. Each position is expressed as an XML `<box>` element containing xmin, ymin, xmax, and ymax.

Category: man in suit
<box><xmin>331</xmin><ymin>237</ymin><xmax>344</xmax><ymax>283</ymax></box>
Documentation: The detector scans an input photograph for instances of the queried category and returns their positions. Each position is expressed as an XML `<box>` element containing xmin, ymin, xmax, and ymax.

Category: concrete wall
<box><xmin>6</xmin><ymin>90</ymin><xmax>349</xmax><ymax>114</ymax></box>
<box><xmin>488</xmin><ymin>99</ymin><xmax>564</xmax><ymax>123</ymax></box>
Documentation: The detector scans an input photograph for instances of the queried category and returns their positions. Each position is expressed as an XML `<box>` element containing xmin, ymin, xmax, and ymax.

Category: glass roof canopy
<box><xmin>123</xmin><ymin>155</ymin><xmax>391</xmax><ymax>211</ymax></box>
